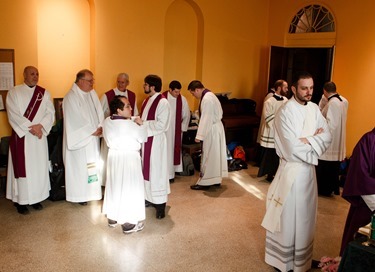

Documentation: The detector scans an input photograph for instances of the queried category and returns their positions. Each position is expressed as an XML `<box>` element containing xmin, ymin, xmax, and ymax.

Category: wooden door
<box><xmin>269</xmin><ymin>46</ymin><xmax>334</xmax><ymax>104</ymax></box>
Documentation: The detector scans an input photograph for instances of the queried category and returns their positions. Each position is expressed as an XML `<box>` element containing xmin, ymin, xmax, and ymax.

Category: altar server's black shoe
<box><xmin>190</xmin><ymin>184</ymin><xmax>210</xmax><ymax>190</ymax></box>
<box><xmin>31</xmin><ymin>203</ymin><xmax>43</xmax><ymax>210</ymax></box>
<box><xmin>145</xmin><ymin>200</ymin><xmax>153</xmax><ymax>207</ymax></box>
<box><xmin>14</xmin><ymin>203</ymin><xmax>29</xmax><ymax>215</ymax></box>
<box><xmin>155</xmin><ymin>203</ymin><xmax>166</xmax><ymax>219</ymax></box>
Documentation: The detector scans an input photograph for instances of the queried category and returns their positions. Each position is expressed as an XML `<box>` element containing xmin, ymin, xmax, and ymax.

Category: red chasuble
<box><xmin>163</xmin><ymin>91</ymin><xmax>182</xmax><ymax>165</ymax></box>
<box><xmin>140</xmin><ymin>94</ymin><xmax>163</xmax><ymax>181</ymax></box>
<box><xmin>105</xmin><ymin>89</ymin><xmax>136</xmax><ymax>115</ymax></box>
<box><xmin>10</xmin><ymin>85</ymin><xmax>45</xmax><ymax>178</ymax></box>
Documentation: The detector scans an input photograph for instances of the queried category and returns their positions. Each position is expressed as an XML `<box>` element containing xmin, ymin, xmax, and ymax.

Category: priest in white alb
<box><xmin>63</xmin><ymin>69</ymin><xmax>104</xmax><ymax>205</ymax></box>
<box><xmin>6</xmin><ymin>66</ymin><xmax>55</xmax><ymax>215</ymax></box>
<box><xmin>163</xmin><ymin>80</ymin><xmax>190</xmax><ymax>182</ymax></box>
<box><xmin>137</xmin><ymin>74</ymin><xmax>170</xmax><ymax>219</ymax></box>
<box><xmin>187</xmin><ymin>80</ymin><xmax>228</xmax><ymax>190</ymax></box>
<box><xmin>316</xmin><ymin>81</ymin><xmax>348</xmax><ymax>196</ymax></box>
<box><xmin>261</xmin><ymin>72</ymin><xmax>331</xmax><ymax>272</ymax></box>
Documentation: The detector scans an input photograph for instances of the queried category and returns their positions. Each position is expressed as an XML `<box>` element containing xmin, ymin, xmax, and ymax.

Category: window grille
<box><xmin>289</xmin><ymin>5</ymin><xmax>335</xmax><ymax>33</ymax></box>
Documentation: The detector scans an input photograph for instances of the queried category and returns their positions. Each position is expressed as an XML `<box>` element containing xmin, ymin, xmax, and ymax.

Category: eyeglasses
<box><xmin>81</xmin><ymin>78</ymin><xmax>95</xmax><ymax>83</ymax></box>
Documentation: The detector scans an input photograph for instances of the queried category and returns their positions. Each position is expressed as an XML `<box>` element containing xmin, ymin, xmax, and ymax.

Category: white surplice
<box><xmin>261</xmin><ymin>96</ymin><xmax>332</xmax><ymax>272</ymax></box>
<box><xmin>63</xmin><ymin>83</ymin><xmax>104</xmax><ymax>203</ymax></box>
<box><xmin>6</xmin><ymin>84</ymin><xmax>55</xmax><ymax>205</ymax></box>
<box><xmin>319</xmin><ymin>94</ymin><xmax>348</xmax><ymax>161</ymax></box>
<box><xmin>102</xmin><ymin>117</ymin><xmax>148</xmax><ymax>224</ymax></box>
<box><xmin>165</xmin><ymin>93</ymin><xmax>190</xmax><ymax>178</ymax></box>
<box><xmin>141</xmin><ymin>93</ymin><xmax>171</xmax><ymax>204</ymax></box>
<box><xmin>196</xmin><ymin>92</ymin><xmax>228</xmax><ymax>186</ymax></box>
<box><xmin>257</xmin><ymin>91</ymin><xmax>275</xmax><ymax>143</ymax></box>
<box><xmin>259</xmin><ymin>94</ymin><xmax>287</xmax><ymax>148</ymax></box>
<box><xmin>99</xmin><ymin>88</ymin><xmax>139</xmax><ymax>186</ymax></box>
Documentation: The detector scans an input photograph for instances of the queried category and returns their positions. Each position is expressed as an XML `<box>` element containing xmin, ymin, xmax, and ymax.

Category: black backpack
<box><xmin>179</xmin><ymin>153</ymin><xmax>195</xmax><ymax>176</ymax></box>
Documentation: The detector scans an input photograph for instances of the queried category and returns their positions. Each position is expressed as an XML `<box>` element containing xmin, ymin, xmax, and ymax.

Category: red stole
<box><xmin>163</xmin><ymin>91</ymin><xmax>182</xmax><ymax>165</ymax></box>
<box><xmin>10</xmin><ymin>85</ymin><xmax>45</xmax><ymax>178</ymax></box>
<box><xmin>105</xmin><ymin>89</ymin><xmax>136</xmax><ymax>115</ymax></box>
<box><xmin>140</xmin><ymin>94</ymin><xmax>163</xmax><ymax>181</ymax></box>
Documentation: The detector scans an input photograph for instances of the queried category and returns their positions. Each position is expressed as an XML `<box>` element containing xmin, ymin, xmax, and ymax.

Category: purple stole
<box><xmin>199</xmin><ymin>89</ymin><xmax>210</xmax><ymax>116</ymax></box>
<box><xmin>10</xmin><ymin>85</ymin><xmax>45</xmax><ymax>178</ymax></box>
<box><xmin>110</xmin><ymin>115</ymin><xmax>128</xmax><ymax>120</ymax></box>
<box><xmin>140</xmin><ymin>94</ymin><xmax>163</xmax><ymax>181</ymax></box>
<box><xmin>163</xmin><ymin>91</ymin><xmax>182</xmax><ymax>165</ymax></box>
<box><xmin>105</xmin><ymin>89</ymin><xmax>136</xmax><ymax>115</ymax></box>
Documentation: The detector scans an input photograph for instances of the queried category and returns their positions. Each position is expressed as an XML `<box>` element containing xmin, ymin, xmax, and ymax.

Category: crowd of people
<box><xmin>5</xmin><ymin>66</ymin><xmax>374</xmax><ymax>271</ymax></box>
<box><xmin>5</xmin><ymin>66</ymin><xmax>228</xmax><ymax>233</ymax></box>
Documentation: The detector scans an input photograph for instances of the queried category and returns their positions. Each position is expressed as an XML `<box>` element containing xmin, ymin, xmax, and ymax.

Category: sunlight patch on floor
<box><xmin>230</xmin><ymin>171</ymin><xmax>265</xmax><ymax>200</ymax></box>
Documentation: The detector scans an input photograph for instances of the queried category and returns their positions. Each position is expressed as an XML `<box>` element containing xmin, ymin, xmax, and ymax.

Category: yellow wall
<box><xmin>0</xmin><ymin>0</ymin><xmax>38</xmax><ymax>137</ymax></box>
<box><xmin>37</xmin><ymin>0</ymin><xmax>91</xmax><ymax>98</ymax></box>
<box><xmin>268</xmin><ymin>0</ymin><xmax>375</xmax><ymax>154</ymax></box>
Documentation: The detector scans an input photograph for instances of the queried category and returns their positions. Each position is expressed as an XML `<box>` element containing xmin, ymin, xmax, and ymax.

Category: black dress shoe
<box><xmin>213</xmin><ymin>183</ymin><xmax>221</xmax><ymax>187</ymax></box>
<box><xmin>31</xmin><ymin>203</ymin><xmax>43</xmax><ymax>210</ymax></box>
<box><xmin>169</xmin><ymin>178</ymin><xmax>175</xmax><ymax>183</ymax></box>
<box><xmin>155</xmin><ymin>203</ymin><xmax>166</xmax><ymax>219</ymax></box>
<box><xmin>156</xmin><ymin>209</ymin><xmax>165</xmax><ymax>219</ymax></box>
<box><xmin>190</xmin><ymin>184</ymin><xmax>210</xmax><ymax>190</ymax></box>
<box><xmin>78</xmin><ymin>202</ymin><xmax>87</xmax><ymax>206</ymax></box>
<box><xmin>14</xmin><ymin>203</ymin><xmax>29</xmax><ymax>215</ymax></box>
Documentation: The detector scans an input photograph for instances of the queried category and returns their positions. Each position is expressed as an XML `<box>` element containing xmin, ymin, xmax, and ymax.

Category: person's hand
<box><xmin>299</xmin><ymin>137</ymin><xmax>310</xmax><ymax>145</ymax></box>
<box><xmin>134</xmin><ymin>116</ymin><xmax>143</xmax><ymax>125</ymax></box>
<box><xmin>29</xmin><ymin>124</ymin><xmax>43</xmax><ymax>139</ymax></box>
<box><xmin>314</xmin><ymin>127</ymin><xmax>324</xmax><ymax>135</ymax></box>
<box><xmin>92</xmin><ymin>127</ymin><xmax>102</xmax><ymax>136</ymax></box>
<box><xmin>194</xmin><ymin>138</ymin><xmax>201</xmax><ymax>143</ymax></box>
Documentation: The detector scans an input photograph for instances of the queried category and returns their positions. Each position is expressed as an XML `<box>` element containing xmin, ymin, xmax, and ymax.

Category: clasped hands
<box><xmin>29</xmin><ymin>124</ymin><xmax>43</xmax><ymax>139</ymax></box>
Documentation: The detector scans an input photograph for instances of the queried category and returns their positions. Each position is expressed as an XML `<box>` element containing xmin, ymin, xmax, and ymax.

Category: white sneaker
<box><xmin>122</xmin><ymin>222</ymin><xmax>144</xmax><ymax>234</ymax></box>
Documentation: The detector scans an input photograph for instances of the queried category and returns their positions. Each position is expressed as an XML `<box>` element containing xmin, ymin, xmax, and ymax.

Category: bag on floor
<box><xmin>179</xmin><ymin>153</ymin><xmax>195</xmax><ymax>176</ymax></box>
<box><xmin>233</xmin><ymin>145</ymin><xmax>246</xmax><ymax>161</ymax></box>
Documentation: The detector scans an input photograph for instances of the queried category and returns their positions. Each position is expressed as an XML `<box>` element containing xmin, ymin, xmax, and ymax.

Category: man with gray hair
<box><xmin>101</xmin><ymin>73</ymin><xmax>138</xmax><ymax>118</ymax></box>
<box><xmin>100</xmin><ymin>73</ymin><xmax>139</xmax><ymax>185</ymax></box>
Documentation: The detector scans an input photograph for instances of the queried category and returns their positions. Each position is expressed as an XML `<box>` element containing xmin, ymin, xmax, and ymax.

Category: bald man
<box><xmin>6</xmin><ymin>66</ymin><xmax>55</xmax><ymax>214</ymax></box>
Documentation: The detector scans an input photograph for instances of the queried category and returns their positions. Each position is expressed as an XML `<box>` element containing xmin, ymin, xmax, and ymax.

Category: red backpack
<box><xmin>233</xmin><ymin>146</ymin><xmax>246</xmax><ymax>161</ymax></box>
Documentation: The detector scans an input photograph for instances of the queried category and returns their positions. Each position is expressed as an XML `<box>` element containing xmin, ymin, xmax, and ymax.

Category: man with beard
<box><xmin>135</xmin><ymin>75</ymin><xmax>170</xmax><ymax>219</ymax></box>
<box><xmin>262</xmin><ymin>72</ymin><xmax>332</xmax><ymax>272</ymax></box>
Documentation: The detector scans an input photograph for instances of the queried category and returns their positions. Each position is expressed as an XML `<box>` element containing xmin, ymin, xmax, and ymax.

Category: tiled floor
<box><xmin>0</xmin><ymin>164</ymin><xmax>349</xmax><ymax>272</ymax></box>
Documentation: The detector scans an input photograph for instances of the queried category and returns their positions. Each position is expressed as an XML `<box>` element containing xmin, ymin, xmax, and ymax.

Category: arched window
<box><xmin>289</xmin><ymin>5</ymin><xmax>335</xmax><ymax>33</ymax></box>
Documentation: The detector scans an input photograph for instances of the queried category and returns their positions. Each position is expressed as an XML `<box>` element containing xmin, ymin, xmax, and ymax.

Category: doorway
<box><xmin>268</xmin><ymin>46</ymin><xmax>334</xmax><ymax>104</ymax></box>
